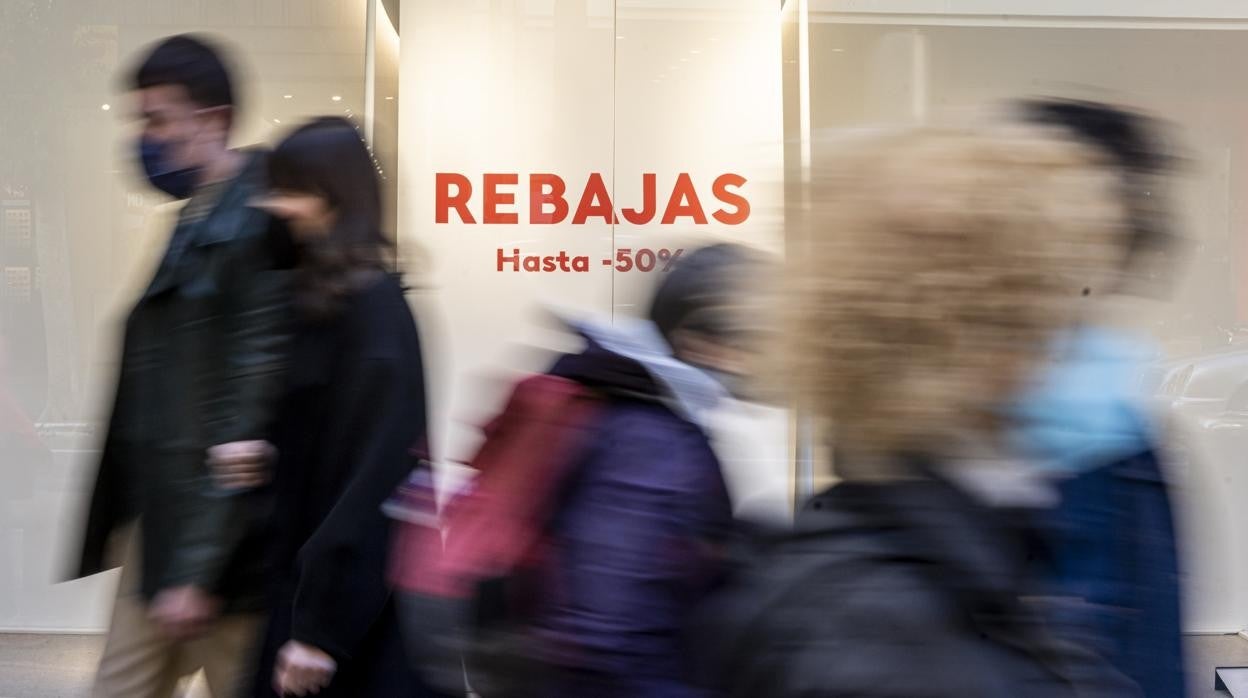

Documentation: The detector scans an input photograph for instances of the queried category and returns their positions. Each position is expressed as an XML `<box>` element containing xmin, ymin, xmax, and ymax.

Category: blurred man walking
<box><xmin>72</xmin><ymin>34</ymin><xmax>289</xmax><ymax>698</ymax></box>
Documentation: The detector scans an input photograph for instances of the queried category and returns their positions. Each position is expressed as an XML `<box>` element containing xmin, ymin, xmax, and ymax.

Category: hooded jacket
<box><xmin>396</xmin><ymin>316</ymin><xmax>733</xmax><ymax>698</ymax></box>
<box><xmin>531</xmin><ymin>316</ymin><xmax>734</xmax><ymax>697</ymax></box>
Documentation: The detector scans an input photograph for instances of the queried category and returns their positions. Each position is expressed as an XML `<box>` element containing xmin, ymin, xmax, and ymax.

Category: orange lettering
<box><xmin>529</xmin><ymin>174</ymin><xmax>569</xmax><ymax>224</ymax></box>
<box><xmin>436</xmin><ymin>173</ymin><xmax>474</xmax><ymax>224</ymax></box>
<box><xmin>573</xmin><ymin>173</ymin><xmax>618</xmax><ymax>225</ymax></box>
<box><xmin>621</xmin><ymin>173</ymin><xmax>657</xmax><ymax>225</ymax></box>
<box><xmin>661</xmin><ymin>173</ymin><xmax>707</xmax><ymax>224</ymax></box>
<box><xmin>483</xmin><ymin>173</ymin><xmax>518</xmax><ymax>224</ymax></box>
<box><xmin>711</xmin><ymin>173</ymin><xmax>749</xmax><ymax>224</ymax></box>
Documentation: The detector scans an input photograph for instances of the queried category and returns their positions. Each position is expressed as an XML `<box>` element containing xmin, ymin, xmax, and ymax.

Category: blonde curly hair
<box><xmin>781</xmin><ymin>126</ymin><xmax>1128</xmax><ymax>467</ymax></box>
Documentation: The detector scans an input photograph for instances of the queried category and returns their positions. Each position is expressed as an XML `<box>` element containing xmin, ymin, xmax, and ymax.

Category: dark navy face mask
<box><xmin>139</xmin><ymin>135</ymin><xmax>200</xmax><ymax>199</ymax></box>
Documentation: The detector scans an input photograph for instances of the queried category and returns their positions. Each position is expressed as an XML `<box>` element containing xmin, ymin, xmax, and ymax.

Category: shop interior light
<box><xmin>332</xmin><ymin>95</ymin><xmax>343</xmax><ymax>102</ymax></box>
<box><xmin>284</xmin><ymin>94</ymin><xmax>293</xmax><ymax>99</ymax></box>
<box><xmin>100</xmin><ymin>104</ymin><xmax>111</xmax><ymax>111</ymax></box>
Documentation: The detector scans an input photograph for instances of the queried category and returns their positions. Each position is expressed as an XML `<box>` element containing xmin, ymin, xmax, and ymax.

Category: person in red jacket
<box><xmin>395</xmin><ymin>245</ymin><xmax>767</xmax><ymax>698</ymax></box>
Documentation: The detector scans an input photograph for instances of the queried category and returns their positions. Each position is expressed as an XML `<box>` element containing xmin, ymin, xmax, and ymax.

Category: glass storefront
<box><xmin>0</xmin><ymin>0</ymin><xmax>381</xmax><ymax>632</ymax></box>
<box><xmin>398</xmin><ymin>0</ymin><xmax>788</xmax><ymax>495</ymax></box>
<box><xmin>784</xmin><ymin>1</ymin><xmax>1248</xmax><ymax>634</ymax></box>
<box><xmin>0</xmin><ymin>0</ymin><xmax>790</xmax><ymax>634</ymax></box>
<box><xmin>5</xmin><ymin>0</ymin><xmax>1248</xmax><ymax>640</ymax></box>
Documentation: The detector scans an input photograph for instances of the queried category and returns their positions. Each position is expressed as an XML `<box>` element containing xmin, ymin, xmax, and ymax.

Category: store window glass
<box><xmin>2</xmin><ymin>0</ymin><xmax>783</xmax><ymax>635</ymax></box>
<box><xmin>789</xmin><ymin>7</ymin><xmax>1248</xmax><ymax>633</ymax></box>
<box><xmin>399</xmin><ymin>1</ymin><xmax>790</xmax><ymax>515</ymax></box>
<box><xmin>0</xmin><ymin>0</ymin><xmax>374</xmax><ymax>632</ymax></box>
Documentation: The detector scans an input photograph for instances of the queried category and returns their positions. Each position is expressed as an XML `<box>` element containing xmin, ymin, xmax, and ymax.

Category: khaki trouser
<box><xmin>92</xmin><ymin>525</ymin><xmax>262</xmax><ymax>698</ymax></box>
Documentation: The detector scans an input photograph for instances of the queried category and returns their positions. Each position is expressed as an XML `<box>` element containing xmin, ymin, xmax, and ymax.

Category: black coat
<box><xmin>250</xmin><ymin>273</ymin><xmax>432</xmax><ymax>698</ymax></box>
<box><xmin>691</xmin><ymin>472</ymin><xmax>1140</xmax><ymax>698</ymax></box>
<box><xmin>75</xmin><ymin>152</ymin><xmax>291</xmax><ymax>611</ymax></box>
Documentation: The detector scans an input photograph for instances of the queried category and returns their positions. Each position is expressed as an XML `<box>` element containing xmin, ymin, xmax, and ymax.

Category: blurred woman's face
<box><xmin>259</xmin><ymin>189</ymin><xmax>335</xmax><ymax>240</ymax></box>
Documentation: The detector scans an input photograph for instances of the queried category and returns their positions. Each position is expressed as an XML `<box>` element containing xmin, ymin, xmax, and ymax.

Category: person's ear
<box><xmin>197</xmin><ymin>105</ymin><xmax>233</xmax><ymax>140</ymax></box>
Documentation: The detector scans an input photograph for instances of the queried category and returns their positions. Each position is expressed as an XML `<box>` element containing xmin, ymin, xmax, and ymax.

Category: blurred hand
<box><xmin>148</xmin><ymin>585</ymin><xmax>219</xmax><ymax>640</ymax></box>
<box><xmin>274</xmin><ymin>640</ymin><xmax>336</xmax><ymax>696</ymax></box>
<box><xmin>208</xmin><ymin>440</ymin><xmax>276</xmax><ymax>490</ymax></box>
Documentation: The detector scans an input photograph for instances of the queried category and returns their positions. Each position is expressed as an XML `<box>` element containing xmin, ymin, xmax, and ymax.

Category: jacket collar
<box><xmin>188</xmin><ymin>149</ymin><xmax>266</xmax><ymax>247</ymax></box>
<box><xmin>142</xmin><ymin>150</ymin><xmax>266</xmax><ymax>300</ymax></box>
<box><xmin>799</xmin><ymin>470</ymin><xmax>1035</xmax><ymax>600</ymax></box>
<box><xmin>550</xmin><ymin>313</ymin><xmax>727</xmax><ymax>429</ymax></box>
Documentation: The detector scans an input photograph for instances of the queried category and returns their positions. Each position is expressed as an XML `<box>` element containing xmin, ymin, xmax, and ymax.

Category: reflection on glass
<box><xmin>0</xmin><ymin>0</ymin><xmax>368</xmax><ymax>633</ymax></box>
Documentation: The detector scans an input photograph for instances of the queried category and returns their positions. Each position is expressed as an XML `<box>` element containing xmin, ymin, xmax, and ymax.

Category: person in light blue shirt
<box><xmin>1010</xmin><ymin>98</ymin><xmax>1184</xmax><ymax>698</ymax></box>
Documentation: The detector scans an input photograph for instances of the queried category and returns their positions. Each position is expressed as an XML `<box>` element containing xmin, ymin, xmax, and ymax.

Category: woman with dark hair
<box><xmin>228</xmin><ymin>117</ymin><xmax>434</xmax><ymax>697</ymax></box>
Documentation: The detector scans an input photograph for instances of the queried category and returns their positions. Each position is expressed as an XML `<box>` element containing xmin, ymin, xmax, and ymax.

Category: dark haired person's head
<box><xmin>649</xmin><ymin>243</ymin><xmax>771</xmax><ymax>394</ymax></box>
<box><xmin>1015</xmin><ymin>98</ymin><xmax>1179</xmax><ymax>288</ymax></box>
<box><xmin>260</xmin><ymin>117</ymin><xmax>392</xmax><ymax>319</ymax></box>
<box><xmin>129</xmin><ymin>34</ymin><xmax>239</xmax><ymax>198</ymax></box>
